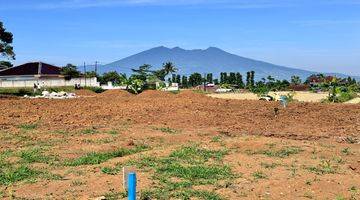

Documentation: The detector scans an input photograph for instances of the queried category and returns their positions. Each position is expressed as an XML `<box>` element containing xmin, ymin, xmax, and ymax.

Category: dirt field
<box><xmin>208</xmin><ymin>91</ymin><xmax>330</xmax><ymax>103</ymax></box>
<box><xmin>0</xmin><ymin>90</ymin><xmax>359</xmax><ymax>200</ymax></box>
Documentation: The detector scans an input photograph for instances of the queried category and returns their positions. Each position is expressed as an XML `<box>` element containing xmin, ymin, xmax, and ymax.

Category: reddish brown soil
<box><xmin>1</xmin><ymin>90</ymin><xmax>359</xmax><ymax>138</ymax></box>
<box><xmin>74</xmin><ymin>89</ymin><xmax>96</xmax><ymax>96</ymax></box>
<box><xmin>0</xmin><ymin>90</ymin><xmax>359</xmax><ymax>199</ymax></box>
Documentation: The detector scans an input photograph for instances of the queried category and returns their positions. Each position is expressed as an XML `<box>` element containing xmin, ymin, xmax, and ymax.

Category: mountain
<box><xmin>102</xmin><ymin>46</ymin><xmax>356</xmax><ymax>80</ymax></box>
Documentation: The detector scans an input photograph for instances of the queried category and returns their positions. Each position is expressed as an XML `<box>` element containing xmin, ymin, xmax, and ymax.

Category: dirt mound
<box><xmin>74</xmin><ymin>89</ymin><xmax>96</xmax><ymax>96</ymax></box>
<box><xmin>99</xmin><ymin>89</ymin><xmax>133</xmax><ymax>98</ymax></box>
<box><xmin>137</xmin><ymin>90</ymin><xmax>173</xmax><ymax>98</ymax></box>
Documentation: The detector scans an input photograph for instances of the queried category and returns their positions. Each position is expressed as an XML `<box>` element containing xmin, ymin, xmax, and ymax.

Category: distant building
<box><xmin>0</xmin><ymin>62</ymin><xmax>62</xmax><ymax>81</ymax></box>
<box><xmin>307</xmin><ymin>74</ymin><xmax>335</xmax><ymax>87</ymax></box>
<box><xmin>0</xmin><ymin>62</ymin><xmax>99</xmax><ymax>88</ymax></box>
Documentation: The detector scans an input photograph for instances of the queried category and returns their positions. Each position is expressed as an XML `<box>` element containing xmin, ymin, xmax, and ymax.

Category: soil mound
<box><xmin>137</xmin><ymin>90</ymin><xmax>173</xmax><ymax>98</ymax></box>
<box><xmin>74</xmin><ymin>89</ymin><xmax>96</xmax><ymax>96</ymax></box>
<box><xmin>99</xmin><ymin>89</ymin><xmax>133</xmax><ymax>98</ymax></box>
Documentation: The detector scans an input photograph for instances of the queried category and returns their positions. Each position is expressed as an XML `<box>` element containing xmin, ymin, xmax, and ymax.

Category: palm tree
<box><xmin>162</xmin><ymin>62</ymin><xmax>178</xmax><ymax>77</ymax></box>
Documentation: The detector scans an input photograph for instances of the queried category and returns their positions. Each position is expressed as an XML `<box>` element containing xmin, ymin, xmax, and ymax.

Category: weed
<box><xmin>341</xmin><ymin>147</ymin><xmax>352</xmax><ymax>155</ymax></box>
<box><xmin>80</xmin><ymin>128</ymin><xmax>98</xmax><ymax>135</ymax></box>
<box><xmin>66</xmin><ymin>145</ymin><xmax>148</xmax><ymax>166</ymax></box>
<box><xmin>247</xmin><ymin>146</ymin><xmax>302</xmax><ymax>158</ymax></box>
<box><xmin>303</xmin><ymin>191</ymin><xmax>313</xmax><ymax>199</ymax></box>
<box><xmin>19</xmin><ymin>148</ymin><xmax>58</xmax><ymax>164</ymax></box>
<box><xmin>335</xmin><ymin>195</ymin><xmax>346</xmax><ymax>200</ymax></box>
<box><xmin>71</xmin><ymin>180</ymin><xmax>85</xmax><ymax>186</ymax></box>
<box><xmin>108</xmin><ymin>130</ymin><xmax>119</xmax><ymax>135</ymax></box>
<box><xmin>18</xmin><ymin>123</ymin><xmax>37</xmax><ymax>130</ymax></box>
<box><xmin>252</xmin><ymin>171</ymin><xmax>267</xmax><ymax>180</ymax></box>
<box><xmin>211</xmin><ymin>136</ymin><xmax>222</xmax><ymax>143</ymax></box>
<box><xmin>101</xmin><ymin>165</ymin><xmax>122</xmax><ymax>175</ymax></box>
<box><xmin>333</xmin><ymin>156</ymin><xmax>345</xmax><ymax>164</ymax></box>
<box><xmin>104</xmin><ymin>189</ymin><xmax>127</xmax><ymax>200</ymax></box>
<box><xmin>130</xmin><ymin>145</ymin><xmax>232</xmax><ymax>199</ymax></box>
<box><xmin>153</xmin><ymin>127</ymin><xmax>180</xmax><ymax>134</ymax></box>
<box><xmin>0</xmin><ymin>165</ymin><xmax>41</xmax><ymax>185</ymax></box>
<box><xmin>307</xmin><ymin>160</ymin><xmax>338</xmax><ymax>175</ymax></box>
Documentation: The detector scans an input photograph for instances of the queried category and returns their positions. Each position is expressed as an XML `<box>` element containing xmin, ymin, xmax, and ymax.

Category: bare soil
<box><xmin>0</xmin><ymin>90</ymin><xmax>359</xmax><ymax>199</ymax></box>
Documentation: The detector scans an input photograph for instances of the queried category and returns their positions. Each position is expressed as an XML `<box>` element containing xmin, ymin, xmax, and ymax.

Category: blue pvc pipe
<box><xmin>128</xmin><ymin>172</ymin><xmax>137</xmax><ymax>200</ymax></box>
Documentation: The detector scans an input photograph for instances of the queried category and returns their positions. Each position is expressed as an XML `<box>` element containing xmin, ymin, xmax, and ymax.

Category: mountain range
<box><xmin>102</xmin><ymin>46</ymin><xmax>357</xmax><ymax>80</ymax></box>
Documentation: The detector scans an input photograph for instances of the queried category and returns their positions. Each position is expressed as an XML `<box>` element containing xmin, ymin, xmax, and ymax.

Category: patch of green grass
<box><xmin>252</xmin><ymin>171</ymin><xmax>267</xmax><ymax>180</ymax></box>
<box><xmin>101</xmin><ymin>165</ymin><xmax>122</xmax><ymax>175</ymax></box>
<box><xmin>307</xmin><ymin>160</ymin><xmax>338</xmax><ymax>175</ymax></box>
<box><xmin>104</xmin><ymin>189</ymin><xmax>127</xmax><ymax>200</ymax></box>
<box><xmin>108</xmin><ymin>130</ymin><xmax>119</xmax><ymax>135</ymax></box>
<box><xmin>80</xmin><ymin>128</ymin><xmax>98</xmax><ymax>135</ymax></box>
<box><xmin>158</xmin><ymin>163</ymin><xmax>232</xmax><ymax>183</ymax></box>
<box><xmin>66</xmin><ymin>145</ymin><xmax>148</xmax><ymax>166</ymax></box>
<box><xmin>211</xmin><ymin>136</ymin><xmax>222</xmax><ymax>143</ymax></box>
<box><xmin>335</xmin><ymin>195</ymin><xmax>346</xmax><ymax>200</ymax></box>
<box><xmin>17</xmin><ymin>123</ymin><xmax>37</xmax><ymax>130</ymax></box>
<box><xmin>130</xmin><ymin>145</ymin><xmax>233</xmax><ymax>200</ymax></box>
<box><xmin>0</xmin><ymin>165</ymin><xmax>41</xmax><ymax>185</ymax></box>
<box><xmin>247</xmin><ymin>146</ymin><xmax>302</xmax><ymax>158</ymax></box>
<box><xmin>19</xmin><ymin>148</ymin><xmax>58</xmax><ymax>164</ymax></box>
<box><xmin>153</xmin><ymin>127</ymin><xmax>180</xmax><ymax>134</ymax></box>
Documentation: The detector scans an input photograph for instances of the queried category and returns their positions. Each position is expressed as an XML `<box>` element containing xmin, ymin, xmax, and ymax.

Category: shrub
<box><xmin>84</xmin><ymin>86</ymin><xmax>105</xmax><ymax>93</ymax></box>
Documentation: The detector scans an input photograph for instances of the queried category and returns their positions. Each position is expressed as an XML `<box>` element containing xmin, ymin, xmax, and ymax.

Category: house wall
<box><xmin>0</xmin><ymin>77</ymin><xmax>100</xmax><ymax>88</ymax></box>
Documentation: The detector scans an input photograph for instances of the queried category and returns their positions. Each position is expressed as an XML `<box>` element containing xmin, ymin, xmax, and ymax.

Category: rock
<box><xmin>93</xmin><ymin>196</ymin><xmax>106</xmax><ymax>200</ymax></box>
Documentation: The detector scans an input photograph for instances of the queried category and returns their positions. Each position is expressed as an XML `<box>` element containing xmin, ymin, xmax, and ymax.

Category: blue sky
<box><xmin>0</xmin><ymin>0</ymin><xmax>360</xmax><ymax>75</ymax></box>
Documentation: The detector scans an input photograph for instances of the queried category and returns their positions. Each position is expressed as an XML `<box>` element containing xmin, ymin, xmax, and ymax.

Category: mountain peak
<box><xmin>103</xmin><ymin>46</ymin><xmax>356</xmax><ymax>80</ymax></box>
<box><xmin>205</xmin><ymin>47</ymin><xmax>224</xmax><ymax>52</ymax></box>
<box><xmin>172</xmin><ymin>47</ymin><xmax>185</xmax><ymax>51</ymax></box>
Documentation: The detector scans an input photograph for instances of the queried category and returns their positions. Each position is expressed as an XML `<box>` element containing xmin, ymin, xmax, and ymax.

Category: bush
<box><xmin>0</xmin><ymin>88</ymin><xmax>33</xmax><ymax>96</ymax></box>
<box><xmin>84</xmin><ymin>87</ymin><xmax>105</xmax><ymax>93</ymax></box>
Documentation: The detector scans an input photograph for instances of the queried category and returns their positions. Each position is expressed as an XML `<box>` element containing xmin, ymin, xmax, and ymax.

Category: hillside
<box><xmin>103</xmin><ymin>46</ymin><xmax>354</xmax><ymax>80</ymax></box>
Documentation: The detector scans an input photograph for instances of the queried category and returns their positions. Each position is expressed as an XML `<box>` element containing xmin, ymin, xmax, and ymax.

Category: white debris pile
<box><xmin>24</xmin><ymin>91</ymin><xmax>77</xmax><ymax>99</ymax></box>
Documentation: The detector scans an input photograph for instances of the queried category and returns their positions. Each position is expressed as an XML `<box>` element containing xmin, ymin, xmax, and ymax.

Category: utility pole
<box><xmin>84</xmin><ymin>62</ymin><xmax>87</xmax><ymax>87</ymax></box>
<box><xmin>203</xmin><ymin>73</ymin><xmax>207</xmax><ymax>92</ymax></box>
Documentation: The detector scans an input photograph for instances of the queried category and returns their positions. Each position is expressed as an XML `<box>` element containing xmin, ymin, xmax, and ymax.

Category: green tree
<box><xmin>246</xmin><ymin>71</ymin><xmax>251</xmax><ymax>88</ymax></box>
<box><xmin>0</xmin><ymin>61</ymin><xmax>13</xmax><ymax>70</ymax></box>
<box><xmin>172</xmin><ymin>74</ymin><xmax>176</xmax><ymax>83</ymax></box>
<box><xmin>0</xmin><ymin>22</ymin><xmax>15</xmax><ymax>60</ymax></box>
<box><xmin>291</xmin><ymin>76</ymin><xmax>302</xmax><ymax>85</ymax></box>
<box><xmin>250</xmin><ymin>71</ymin><xmax>255</xmax><ymax>88</ymax></box>
<box><xmin>229</xmin><ymin>72</ymin><xmax>236</xmax><ymax>84</ymax></box>
<box><xmin>206</xmin><ymin>73</ymin><xmax>213</xmax><ymax>83</ymax></box>
<box><xmin>189</xmin><ymin>73</ymin><xmax>202</xmax><ymax>87</ymax></box>
<box><xmin>176</xmin><ymin>74</ymin><xmax>181</xmax><ymax>83</ymax></box>
<box><xmin>235</xmin><ymin>73</ymin><xmax>244</xmax><ymax>88</ymax></box>
<box><xmin>85</xmin><ymin>71</ymin><xmax>97</xmax><ymax>78</ymax></box>
<box><xmin>220</xmin><ymin>72</ymin><xmax>228</xmax><ymax>84</ymax></box>
<box><xmin>0</xmin><ymin>21</ymin><xmax>15</xmax><ymax>69</ymax></box>
<box><xmin>101</xmin><ymin>71</ymin><xmax>124</xmax><ymax>85</ymax></box>
<box><xmin>214</xmin><ymin>79</ymin><xmax>219</xmax><ymax>85</ymax></box>
<box><xmin>181</xmin><ymin>75</ymin><xmax>188</xmax><ymax>88</ymax></box>
<box><xmin>131</xmin><ymin>64</ymin><xmax>153</xmax><ymax>81</ymax></box>
<box><xmin>163</xmin><ymin>62</ymin><xmax>178</xmax><ymax>77</ymax></box>
<box><xmin>61</xmin><ymin>64</ymin><xmax>80</xmax><ymax>79</ymax></box>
